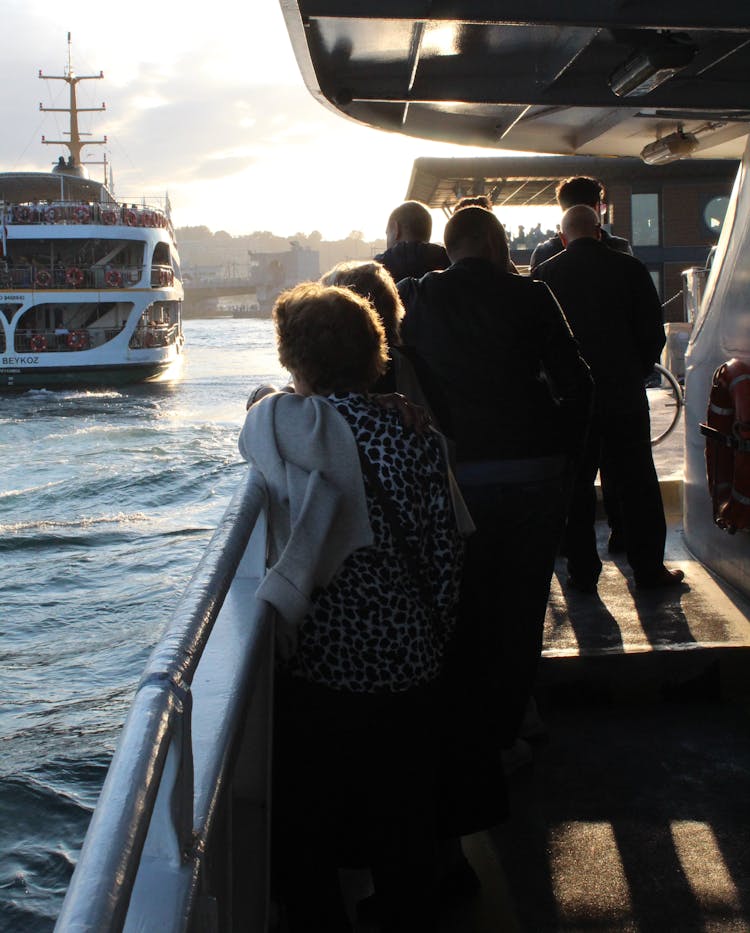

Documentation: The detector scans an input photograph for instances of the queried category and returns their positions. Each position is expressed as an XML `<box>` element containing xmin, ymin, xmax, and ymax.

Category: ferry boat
<box><xmin>55</xmin><ymin>7</ymin><xmax>750</xmax><ymax>932</ymax></box>
<box><xmin>0</xmin><ymin>41</ymin><xmax>184</xmax><ymax>391</ymax></box>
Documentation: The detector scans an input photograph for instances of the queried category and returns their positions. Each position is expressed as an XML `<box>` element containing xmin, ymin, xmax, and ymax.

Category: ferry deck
<box><xmin>54</xmin><ymin>4</ymin><xmax>750</xmax><ymax>930</ymax></box>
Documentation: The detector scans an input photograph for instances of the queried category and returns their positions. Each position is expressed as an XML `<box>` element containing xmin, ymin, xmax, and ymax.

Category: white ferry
<box><xmin>0</xmin><ymin>42</ymin><xmax>183</xmax><ymax>391</ymax></box>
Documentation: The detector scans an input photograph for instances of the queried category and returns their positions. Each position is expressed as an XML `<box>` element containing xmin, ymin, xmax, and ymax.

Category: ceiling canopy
<box><xmin>280</xmin><ymin>1</ymin><xmax>750</xmax><ymax>161</ymax></box>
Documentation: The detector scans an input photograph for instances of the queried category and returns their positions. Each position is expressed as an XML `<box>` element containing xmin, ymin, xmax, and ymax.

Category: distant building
<box><xmin>249</xmin><ymin>242</ymin><xmax>321</xmax><ymax>312</ymax></box>
<box><xmin>406</xmin><ymin>155</ymin><xmax>738</xmax><ymax>321</ymax></box>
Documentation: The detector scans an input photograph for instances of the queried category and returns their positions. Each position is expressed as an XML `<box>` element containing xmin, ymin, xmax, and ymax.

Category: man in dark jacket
<box><xmin>399</xmin><ymin>207</ymin><xmax>592</xmax><ymax>782</ymax></box>
<box><xmin>375</xmin><ymin>200</ymin><xmax>449</xmax><ymax>282</ymax></box>
<box><xmin>529</xmin><ymin>175</ymin><xmax>631</xmax><ymax>273</ymax></box>
<box><xmin>536</xmin><ymin>205</ymin><xmax>685</xmax><ymax>591</ymax></box>
<box><xmin>531</xmin><ymin>174</ymin><xmax>633</xmax><ymax>552</ymax></box>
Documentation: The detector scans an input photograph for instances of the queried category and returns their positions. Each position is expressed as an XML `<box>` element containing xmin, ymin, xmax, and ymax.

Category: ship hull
<box><xmin>0</xmin><ymin>358</ymin><xmax>179</xmax><ymax>390</ymax></box>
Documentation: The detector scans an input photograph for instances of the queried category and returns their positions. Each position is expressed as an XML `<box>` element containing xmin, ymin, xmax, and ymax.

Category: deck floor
<box><xmin>440</xmin><ymin>518</ymin><xmax>750</xmax><ymax>933</ymax></box>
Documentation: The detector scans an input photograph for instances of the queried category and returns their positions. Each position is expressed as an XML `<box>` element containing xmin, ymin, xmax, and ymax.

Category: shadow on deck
<box><xmin>439</xmin><ymin>516</ymin><xmax>750</xmax><ymax>932</ymax></box>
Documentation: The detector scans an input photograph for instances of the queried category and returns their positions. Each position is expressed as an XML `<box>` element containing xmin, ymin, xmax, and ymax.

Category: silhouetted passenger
<box><xmin>320</xmin><ymin>259</ymin><xmax>450</xmax><ymax>432</ymax></box>
<box><xmin>529</xmin><ymin>175</ymin><xmax>632</xmax><ymax>273</ymax></box>
<box><xmin>399</xmin><ymin>206</ymin><xmax>592</xmax><ymax>828</ymax></box>
<box><xmin>374</xmin><ymin>200</ymin><xmax>449</xmax><ymax>282</ymax></box>
<box><xmin>239</xmin><ymin>283</ymin><xmax>469</xmax><ymax>932</ymax></box>
<box><xmin>535</xmin><ymin>205</ymin><xmax>685</xmax><ymax>590</ymax></box>
<box><xmin>531</xmin><ymin>174</ymin><xmax>634</xmax><ymax>551</ymax></box>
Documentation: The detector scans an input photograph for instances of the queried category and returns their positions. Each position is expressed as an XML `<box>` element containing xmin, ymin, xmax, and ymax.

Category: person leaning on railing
<box><xmin>239</xmin><ymin>282</ymin><xmax>471</xmax><ymax>933</ymax></box>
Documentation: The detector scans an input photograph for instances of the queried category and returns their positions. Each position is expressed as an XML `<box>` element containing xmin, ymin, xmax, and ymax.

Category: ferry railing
<box><xmin>129</xmin><ymin>323</ymin><xmax>181</xmax><ymax>349</ymax></box>
<box><xmin>1</xmin><ymin>264</ymin><xmax>144</xmax><ymax>289</ymax></box>
<box><xmin>4</xmin><ymin>200</ymin><xmax>170</xmax><ymax>229</ymax></box>
<box><xmin>55</xmin><ymin>468</ymin><xmax>274</xmax><ymax>933</ymax></box>
<box><xmin>15</xmin><ymin>326</ymin><xmax>126</xmax><ymax>353</ymax></box>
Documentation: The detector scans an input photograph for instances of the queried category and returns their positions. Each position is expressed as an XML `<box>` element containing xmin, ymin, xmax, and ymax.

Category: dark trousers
<box><xmin>448</xmin><ymin>468</ymin><xmax>568</xmax><ymax>753</ymax></box>
<box><xmin>272</xmin><ymin>674</ymin><xmax>439</xmax><ymax>933</ymax></box>
<box><xmin>565</xmin><ymin>407</ymin><xmax>666</xmax><ymax>585</ymax></box>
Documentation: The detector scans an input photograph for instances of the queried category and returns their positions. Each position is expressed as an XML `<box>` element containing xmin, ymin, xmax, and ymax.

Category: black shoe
<box><xmin>635</xmin><ymin>567</ymin><xmax>685</xmax><ymax>590</ymax></box>
<box><xmin>566</xmin><ymin>576</ymin><xmax>598</xmax><ymax>594</ymax></box>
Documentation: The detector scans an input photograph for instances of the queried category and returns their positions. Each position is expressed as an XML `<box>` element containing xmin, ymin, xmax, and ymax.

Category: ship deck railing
<box><xmin>7</xmin><ymin>322</ymin><xmax>181</xmax><ymax>353</ymax></box>
<box><xmin>55</xmin><ymin>467</ymin><xmax>274</xmax><ymax>933</ymax></box>
<box><xmin>0</xmin><ymin>262</ymin><xmax>175</xmax><ymax>290</ymax></box>
<box><xmin>3</xmin><ymin>200</ymin><xmax>171</xmax><ymax>232</ymax></box>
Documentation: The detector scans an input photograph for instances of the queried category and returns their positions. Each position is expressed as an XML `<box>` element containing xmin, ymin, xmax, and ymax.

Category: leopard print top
<box><xmin>282</xmin><ymin>392</ymin><xmax>464</xmax><ymax>694</ymax></box>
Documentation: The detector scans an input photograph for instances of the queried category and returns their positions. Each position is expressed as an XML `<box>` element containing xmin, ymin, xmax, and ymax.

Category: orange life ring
<box><xmin>16</xmin><ymin>205</ymin><xmax>32</xmax><ymax>223</ymax></box>
<box><xmin>30</xmin><ymin>334</ymin><xmax>48</xmax><ymax>352</ymax></box>
<box><xmin>66</xmin><ymin>330</ymin><xmax>90</xmax><ymax>350</ymax></box>
<box><xmin>124</xmin><ymin>209</ymin><xmax>138</xmax><ymax>226</ymax></box>
<box><xmin>105</xmin><ymin>269</ymin><xmax>123</xmax><ymax>287</ymax></box>
<box><xmin>66</xmin><ymin>267</ymin><xmax>84</xmax><ymax>287</ymax></box>
<box><xmin>35</xmin><ymin>269</ymin><xmax>53</xmax><ymax>288</ymax></box>
<box><xmin>74</xmin><ymin>205</ymin><xmax>91</xmax><ymax>223</ymax></box>
<box><xmin>101</xmin><ymin>209</ymin><xmax>117</xmax><ymax>225</ymax></box>
<box><xmin>701</xmin><ymin>358</ymin><xmax>750</xmax><ymax>533</ymax></box>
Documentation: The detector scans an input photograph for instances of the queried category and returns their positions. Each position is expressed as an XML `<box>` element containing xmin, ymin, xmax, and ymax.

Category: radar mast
<box><xmin>39</xmin><ymin>32</ymin><xmax>107</xmax><ymax>177</ymax></box>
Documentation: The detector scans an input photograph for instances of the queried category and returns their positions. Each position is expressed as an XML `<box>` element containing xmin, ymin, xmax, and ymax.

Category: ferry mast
<box><xmin>38</xmin><ymin>33</ymin><xmax>107</xmax><ymax>173</ymax></box>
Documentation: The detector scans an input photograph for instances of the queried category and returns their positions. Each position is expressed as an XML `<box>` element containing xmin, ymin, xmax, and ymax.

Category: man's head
<box><xmin>444</xmin><ymin>206</ymin><xmax>510</xmax><ymax>270</ymax></box>
<box><xmin>454</xmin><ymin>195</ymin><xmax>493</xmax><ymax>211</ymax></box>
<box><xmin>385</xmin><ymin>201</ymin><xmax>433</xmax><ymax>249</ymax></box>
<box><xmin>560</xmin><ymin>205</ymin><xmax>601</xmax><ymax>246</ymax></box>
<box><xmin>555</xmin><ymin>176</ymin><xmax>605</xmax><ymax>212</ymax></box>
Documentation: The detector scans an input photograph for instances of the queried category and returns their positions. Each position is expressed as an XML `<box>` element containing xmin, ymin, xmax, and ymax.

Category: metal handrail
<box><xmin>55</xmin><ymin>468</ymin><xmax>268</xmax><ymax>932</ymax></box>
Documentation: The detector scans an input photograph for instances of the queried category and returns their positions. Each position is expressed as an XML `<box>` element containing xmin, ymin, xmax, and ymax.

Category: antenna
<box><xmin>39</xmin><ymin>33</ymin><xmax>106</xmax><ymax>169</ymax></box>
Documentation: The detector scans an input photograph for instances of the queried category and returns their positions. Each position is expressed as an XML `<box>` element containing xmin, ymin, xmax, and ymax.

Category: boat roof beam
<box><xmin>296</xmin><ymin>1</ymin><xmax>750</xmax><ymax>31</ymax></box>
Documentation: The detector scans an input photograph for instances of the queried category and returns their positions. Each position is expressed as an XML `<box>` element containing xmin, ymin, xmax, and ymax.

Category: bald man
<box><xmin>535</xmin><ymin>205</ymin><xmax>684</xmax><ymax>590</ymax></box>
<box><xmin>374</xmin><ymin>200</ymin><xmax>450</xmax><ymax>282</ymax></box>
<box><xmin>529</xmin><ymin>175</ymin><xmax>632</xmax><ymax>273</ymax></box>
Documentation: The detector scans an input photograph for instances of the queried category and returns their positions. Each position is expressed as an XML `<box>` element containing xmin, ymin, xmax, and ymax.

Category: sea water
<box><xmin>0</xmin><ymin>318</ymin><xmax>287</xmax><ymax>931</ymax></box>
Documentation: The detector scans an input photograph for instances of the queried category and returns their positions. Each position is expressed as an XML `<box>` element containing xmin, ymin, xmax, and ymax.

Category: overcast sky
<box><xmin>1</xmin><ymin>0</ymin><xmax>559</xmax><ymax>241</ymax></box>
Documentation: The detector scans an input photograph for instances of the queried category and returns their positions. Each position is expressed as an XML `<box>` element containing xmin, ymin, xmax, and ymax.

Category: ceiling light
<box><xmin>610</xmin><ymin>44</ymin><xmax>696</xmax><ymax>98</ymax></box>
<box><xmin>640</xmin><ymin>130</ymin><xmax>699</xmax><ymax>165</ymax></box>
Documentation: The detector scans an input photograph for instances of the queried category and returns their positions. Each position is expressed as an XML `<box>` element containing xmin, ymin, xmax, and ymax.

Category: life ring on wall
<box><xmin>74</xmin><ymin>205</ymin><xmax>91</xmax><ymax>223</ymax></box>
<box><xmin>701</xmin><ymin>358</ymin><xmax>750</xmax><ymax>533</ymax></box>
<box><xmin>124</xmin><ymin>209</ymin><xmax>138</xmax><ymax>226</ymax></box>
<box><xmin>105</xmin><ymin>269</ymin><xmax>123</xmax><ymax>287</ymax></box>
<box><xmin>101</xmin><ymin>209</ymin><xmax>117</xmax><ymax>225</ymax></box>
<box><xmin>65</xmin><ymin>267</ymin><xmax>84</xmax><ymax>287</ymax></box>
<box><xmin>30</xmin><ymin>334</ymin><xmax>47</xmax><ymax>352</ymax></box>
<box><xmin>66</xmin><ymin>330</ymin><xmax>90</xmax><ymax>350</ymax></box>
<box><xmin>35</xmin><ymin>269</ymin><xmax>53</xmax><ymax>288</ymax></box>
<box><xmin>16</xmin><ymin>205</ymin><xmax>32</xmax><ymax>223</ymax></box>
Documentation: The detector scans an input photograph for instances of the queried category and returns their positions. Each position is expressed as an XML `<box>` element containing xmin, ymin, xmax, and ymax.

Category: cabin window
<box><xmin>631</xmin><ymin>193</ymin><xmax>660</xmax><ymax>246</ymax></box>
<box><xmin>703</xmin><ymin>196</ymin><xmax>730</xmax><ymax>236</ymax></box>
<box><xmin>0</xmin><ymin>303</ymin><xmax>22</xmax><ymax>323</ymax></box>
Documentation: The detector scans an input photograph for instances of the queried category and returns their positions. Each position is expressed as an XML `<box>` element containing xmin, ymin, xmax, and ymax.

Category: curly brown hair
<box><xmin>273</xmin><ymin>282</ymin><xmax>389</xmax><ymax>394</ymax></box>
<box><xmin>320</xmin><ymin>260</ymin><xmax>404</xmax><ymax>347</ymax></box>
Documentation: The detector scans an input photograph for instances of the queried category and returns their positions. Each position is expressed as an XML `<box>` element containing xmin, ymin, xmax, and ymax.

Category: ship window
<box><xmin>703</xmin><ymin>196</ymin><xmax>729</xmax><ymax>235</ymax></box>
<box><xmin>0</xmin><ymin>303</ymin><xmax>21</xmax><ymax>323</ymax></box>
<box><xmin>631</xmin><ymin>193</ymin><xmax>660</xmax><ymax>246</ymax></box>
